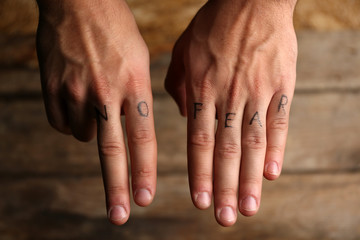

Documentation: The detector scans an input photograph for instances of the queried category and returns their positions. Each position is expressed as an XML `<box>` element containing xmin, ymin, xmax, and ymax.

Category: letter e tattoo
<box><xmin>194</xmin><ymin>103</ymin><xmax>203</xmax><ymax>119</ymax></box>
<box><xmin>225</xmin><ymin>113</ymin><xmax>236</xmax><ymax>128</ymax></box>
<box><xmin>278</xmin><ymin>95</ymin><xmax>288</xmax><ymax>113</ymax></box>
<box><xmin>250</xmin><ymin>111</ymin><xmax>262</xmax><ymax>127</ymax></box>
<box><xmin>138</xmin><ymin>101</ymin><xmax>149</xmax><ymax>117</ymax></box>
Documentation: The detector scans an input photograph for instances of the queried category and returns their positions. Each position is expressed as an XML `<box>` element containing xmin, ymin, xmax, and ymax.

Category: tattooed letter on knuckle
<box><xmin>138</xmin><ymin>101</ymin><xmax>149</xmax><ymax>117</ymax></box>
<box><xmin>250</xmin><ymin>111</ymin><xmax>262</xmax><ymax>127</ymax></box>
<box><xmin>278</xmin><ymin>95</ymin><xmax>288</xmax><ymax>113</ymax></box>
<box><xmin>95</xmin><ymin>105</ymin><xmax>108</xmax><ymax>121</ymax></box>
<box><xmin>194</xmin><ymin>103</ymin><xmax>203</xmax><ymax>119</ymax></box>
<box><xmin>225</xmin><ymin>113</ymin><xmax>236</xmax><ymax>128</ymax></box>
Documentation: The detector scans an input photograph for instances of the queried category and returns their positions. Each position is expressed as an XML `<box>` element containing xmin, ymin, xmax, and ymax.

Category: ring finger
<box><xmin>239</xmin><ymin>100</ymin><xmax>269</xmax><ymax>216</ymax></box>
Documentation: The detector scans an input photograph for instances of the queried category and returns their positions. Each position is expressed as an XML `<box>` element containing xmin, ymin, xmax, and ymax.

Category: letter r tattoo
<box><xmin>278</xmin><ymin>95</ymin><xmax>288</xmax><ymax>113</ymax></box>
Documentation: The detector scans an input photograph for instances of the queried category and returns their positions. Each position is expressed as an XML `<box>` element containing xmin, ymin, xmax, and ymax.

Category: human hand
<box><xmin>165</xmin><ymin>0</ymin><xmax>297</xmax><ymax>226</ymax></box>
<box><xmin>36</xmin><ymin>0</ymin><xmax>157</xmax><ymax>225</ymax></box>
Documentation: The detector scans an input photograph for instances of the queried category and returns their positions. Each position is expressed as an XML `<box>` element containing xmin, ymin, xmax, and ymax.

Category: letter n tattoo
<box><xmin>95</xmin><ymin>105</ymin><xmax>108</xmax><ymax>121</ymax></box>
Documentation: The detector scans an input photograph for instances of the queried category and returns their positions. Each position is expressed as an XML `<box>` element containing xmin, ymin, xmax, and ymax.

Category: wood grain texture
<box><xmin>296</xmin><ymin>31</ymin><xmax>360</xmax><ymax>91</ymax></box>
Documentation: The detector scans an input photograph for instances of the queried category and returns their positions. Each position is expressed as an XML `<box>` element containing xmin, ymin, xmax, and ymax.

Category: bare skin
<box><xmin>165</xmin><ymin>0</ymin><xmax>298</xmax><ymax>227</ymax></box>
<box><xmin>36</xmin><ymin>0</ymin><xmax>157</xmax><ymax>225</ymax></box>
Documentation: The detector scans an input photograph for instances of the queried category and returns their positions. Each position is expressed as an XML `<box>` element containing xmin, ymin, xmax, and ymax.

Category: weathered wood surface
<box><xmin>0</xmin><ymin>174</ymin><xmax>359</xmax><ymax>240</ymax></box>
<box><xmin>296</xmin><ymin>31</ymin><xmax>360</xmax><ymax>91</ymax></box>
<box><xmin>0</xmin><ymin>69</ymin><xmax>40</xmax><ymax>95</ymax></box>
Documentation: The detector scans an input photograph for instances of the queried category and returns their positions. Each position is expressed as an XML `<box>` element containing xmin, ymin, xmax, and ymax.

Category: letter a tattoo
<box><xmin>250</xmin><ymin>111</ymin><xmax>262</xmax><ymax>127</ymax></box>
<box><xmin>95</xmin><ymin>105</ymin><xmax>108</xmax><ymax>121</ymax></box>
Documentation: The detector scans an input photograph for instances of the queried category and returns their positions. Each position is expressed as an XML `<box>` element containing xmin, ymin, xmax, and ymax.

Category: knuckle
<box><xmin>193</xmin><ymin>77</ymin><xmax>212</xmax><ymax>91</ymax></box>
<box><xmin>218</xmin><ymin>187</ymin><xmax>237</xmax><ymax>197</ymax></box>
<box><xmin>63</xmin><ymin>80</ymin><xmax>85</xmax><ymax>104</ymax></box>
<box><xmin>266</xmin><ymin>144</ymin><xmax>283</xmax><ymax>154</ymax></box>
<box><xmin>215</xmin><ymin>142</ymin><xmax>241</xmax><ymax>160</ymax></box>
<box><xmin>47</xmin><ymin>118</ymin><xmax>64</xmax><ymax>133</ymax></box>
<box><xmin>67</xmin><ymin>89</ymin><xmax>83</xmax><ymax>104</ymax></box>
<box><xmin>129</xmin><ymin>128</ymin><xmax>155</xmax><ymax>145</ymax></box>
<box><xmin>125</xmin><ymin>80</ymin><xmax>148</xmax><ymax>99</ymax></box>
<box><xmin>47</xmin><ymin>118</ymin><xmax>62</xmax><ymax>132</ymax></box>
<box><xmin>45</xmin><ymin>110</ymin><xmax>69</xmax><ymax>134</ymax></box>
<box><xmin>133</xmin><ymin>168</ymin><xmax>154</xmax><ymax>179</ymax></box>
<box><xmin>194</xmin><ymin>79</ymin><xmax>215</xmax><ymax>98</ymax></box>
<box><xmin>73</xmin><ymin>129</ymin><xmax>95</xmax><ymax>143</ymax></box>
<box><xmin>247</xmin><ymin>77</ymin><xmax>265</xmax><ymax>98</ymax></box>
<box><xmin>268</xmin><ymin>117</ymin><xmax>288</xmax><ymax>131</ymax></box>
<box><xmin>273</xmin><ymin>76</ymin><xmax>291</xmax><ymax>90</ymax></box>
<box><xmin>192</xmin><ymin>172</ymin><xmax>213</xmax><ymax>183</ymax></box>
<box><xmin>242</xmin><ymin>134</ymin><xmax>266</xmax><ymax>150</ymax></box>
<box><xmin>44</xmin><ymin>79</ymin><xmax>59</xmax><ymax>98</ymax></box>
<box><xmin>127</xmin><ymin>67</ymin><xmax>149</xmax><ymax>84</ymax></box>
<box><xmin>106</xmin><ymin>185</ymin><xmax>128</xmax><ymax>196</ymax></box>
<box><xmin>90</xmin><ymin>74</ymin><xmax>111</xmax><ymax>102</ymax></box>
<box><xmin>189</xmin><ymin>67</ymin><xmax>216</xmax><ymax>97</ymax></box>
<box><xmin>98</xmin><ymin>141</ymin><xmax>126</xmax><ymax>157</ymax></box>
<box><xmin>189</xmin><ymin>132</ymin><xmax>215</xmax><ymax>150</ymax></box>
<box><xmin>242</xmin><ymin>177</ymin><xmax>262</xmax><ymax>187</ymax></box>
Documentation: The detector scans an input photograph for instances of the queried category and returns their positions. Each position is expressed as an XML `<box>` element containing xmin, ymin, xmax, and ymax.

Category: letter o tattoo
<box><xmin>137</xmin><ymin>101</ymin><xmax>149</xmax><ymax>117</ymax></box>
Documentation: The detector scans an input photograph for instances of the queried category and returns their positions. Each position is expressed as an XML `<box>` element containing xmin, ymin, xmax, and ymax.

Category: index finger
<box><xmin>96</xmin><ymin>104</ymin><xmax>130</xmax><ymax>225</ymax></box>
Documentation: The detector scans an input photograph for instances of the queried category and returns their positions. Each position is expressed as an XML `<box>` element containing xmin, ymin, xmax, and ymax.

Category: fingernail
<box><xmin>240</xmin><ymin>196</ymin><xmax>257</xmax><ymax>212</ymax></box>
<box><xmin>108</xmin><ymin>205</ymin><xmax>127</xmax><ymax>221</ymax></box>
<box><xmin>218</xmin><ymin>206</ymin><xmax>236</xmax><ymax>223</ymax></box>
<box><xmin>195</xmin><ymin>192</ymin><xmax>211</xmax><ymax>209</ymax></box>
<box><xmin>266</xmin><ymin>162</ymin><xmax>279</xmax><ymax>176</ymax></box>
<box><xmin>134</xmin><ymin>188</ymin><xmax>152</xmax><ymax>206</ymax></box>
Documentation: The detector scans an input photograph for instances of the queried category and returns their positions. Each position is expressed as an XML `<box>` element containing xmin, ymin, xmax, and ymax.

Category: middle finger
<box><xmin>213</xmin><ymin>101</ymin><xmax>244</xmax><ymax>227</ymax></box>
